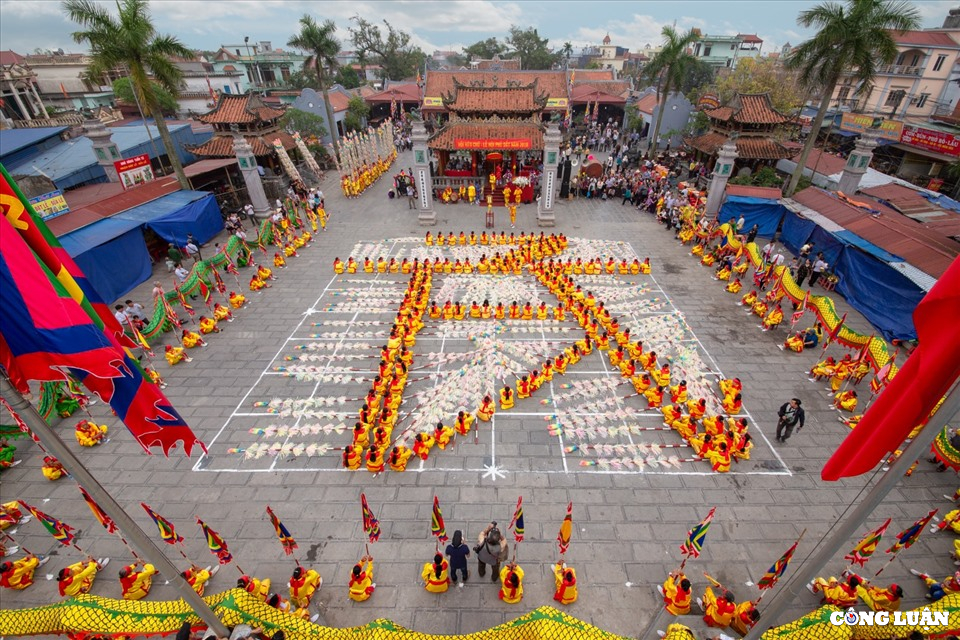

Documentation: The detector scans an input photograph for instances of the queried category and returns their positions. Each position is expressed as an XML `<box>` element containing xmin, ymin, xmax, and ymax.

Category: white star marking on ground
<box><xmin>303</xmin><ymin>307</ymin><xmax>319</xmax><ymax>315</ymax></box>
<box><xmin>482</xmin><ymin>463</ymin><xmax>507</xmax><ymax>481</ymax></box>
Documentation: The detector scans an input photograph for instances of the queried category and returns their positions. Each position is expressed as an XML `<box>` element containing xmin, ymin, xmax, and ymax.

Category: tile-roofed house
<box><xmin>428</xmin><ymin>120</ymin><xmax>545</xmax><ymax>151</ymax></box>
<box><xmin>634</xmin><ymin>93</ymin><xmax>659</xmax><ymax>116</ymax></box>
<box><xmin>569</xmin><ymin>84</ymin><xmax>626</xmax><ymax>106</ymax></box>
<box><xmin>687</xmin><ymin>91</ymin><xmax>799</xmax><ymax>166</ymax></box>
<box><xmin>443</xmin><ymin>81</ymin><xmax>547</xmax><ymax>114</ymax></box>
<box><xmin>423</xmin><ymin>70</ymin><xmax>568</xmax><ymax>112</ymax></box>
<box><xmin>473</xmin><ymin>55</ymin><xmax>522</xmax><ymax>71</ymax></box>
<box><xmin>890</xmin><ymin>30</ymin><xmax>960</xmax><ymax>48</ymax></box>
<box><xmin>859</xmin><ymin>183</ymin><xmax>960</xmax><ymax>240</ymax></box>
<box><xmin>198</xmin><ymin>93</ymin><xmax>285</xmax><ymax>125</ymax></box>
<box><xmin>568</xmin><ymin>69</ymin><xmax>616</xmax><ymax>81</ymax></box>
<box><xmin>704</xmin><ymin>93</ymin><xmax>791</xmax><ymax>125</ymax></box>
<box><xmin>189</xmin><ymin>92</ymin><xmax>294</xmax><ymax>159</ymax></box>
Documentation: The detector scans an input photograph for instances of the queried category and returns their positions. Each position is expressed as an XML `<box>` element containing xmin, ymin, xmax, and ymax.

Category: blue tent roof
<box><xmin>58</xmin><ymin>189</ymin><xmax>211</xmax><ymax>257</ymax></box>
<box><xmin>6</xmin><ymin>123</ymin><xmax>210</xmax><ymax>190</ymax></box>
<box><xmin>0</xmin><ymin>126</ymin><xmax>67</xmax><ymax>163</ymax></box>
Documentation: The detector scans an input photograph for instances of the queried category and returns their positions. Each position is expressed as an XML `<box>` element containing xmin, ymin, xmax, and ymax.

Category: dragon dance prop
<box><xmin>1</xmin><ymin>589</ymin><xmax>957</xmax><ymax>639</ymax></box>
<box><xmin>736</xmin><ymin>237</ymin><xmax>901</xmax><ymax>380</ymax></box>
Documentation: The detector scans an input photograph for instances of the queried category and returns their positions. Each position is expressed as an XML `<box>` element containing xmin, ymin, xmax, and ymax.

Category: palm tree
<box><xmin>642</xmin><ymin>26</ymin><xmax>699</xmax><ymax>153</ymax></box>
<box><xmin>64</xmin><ymin>0</ymin><xmax>192</xmax><ymax>190</ymax></box>
<box><xmin>289</xmin><ymin>15</ymin><xmax>341</xmax><ymax>156</ymax></box>
<box><xmin>784</xmin><ymin>0</ymin><xmax>920</xmax><ymax>196</ymax></box>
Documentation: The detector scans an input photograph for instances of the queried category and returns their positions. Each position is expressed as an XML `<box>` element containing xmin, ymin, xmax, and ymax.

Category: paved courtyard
<box><xmin>2</xmin><ymin>150</ymin><xmax>952</xmax><ymax>637</ymax></box>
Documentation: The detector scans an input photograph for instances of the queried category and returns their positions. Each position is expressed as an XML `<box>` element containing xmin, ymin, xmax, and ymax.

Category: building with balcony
<box><xmin>830</xmin><ymin>30</ymin><xmax>960</xmax><ymax>123</ymax></box>
<box><xmin>690</xmin><ymin>33</ymin><xmax>763</xmax><ymax>69</ymax></box>
<box><xmin>211</xmin><ymin>41</ymin><xmax>307</xmax><ymax>92</ymax></box>
<box><xmin>19</xmin><ymin>51</ymin><xmax>122</xmax><ymax>114</ymax></box>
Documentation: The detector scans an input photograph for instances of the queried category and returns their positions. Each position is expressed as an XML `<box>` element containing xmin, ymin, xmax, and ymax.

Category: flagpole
<box><xmin>0</xmin><ymin>374</ymin><xmax>229</xmax><ymax>638</ymax></box>
<box><xmin>743</xmin><ymin>377</ymin><xmax>960</xmax><ymax>640</ymax></box>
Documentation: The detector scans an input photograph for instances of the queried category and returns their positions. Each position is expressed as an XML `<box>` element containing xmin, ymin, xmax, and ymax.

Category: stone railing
<box><xmin>12</xmin><ymin>113</ymin><xmax>85</xmax><ymax>128</ymax></box>
<box><xmin>876</xmin><ymin>64</ymin><xmax>923</xmax><ymax>76</ymax></box>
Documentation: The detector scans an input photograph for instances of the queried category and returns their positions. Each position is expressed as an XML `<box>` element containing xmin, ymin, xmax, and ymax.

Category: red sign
<box><xmin>900</xmin><ymin>125</ymin><xmax>960</xmax><ymax>158</ymax></box>
<box><xmin>113</xmin><ymin>153</ymin><xmax>155</xmax><ymax>190</ymax></box>
<box><xmin>453</xmin><ymin>138</ymin><xmax>532</xmax><ymax>150</ymax></box>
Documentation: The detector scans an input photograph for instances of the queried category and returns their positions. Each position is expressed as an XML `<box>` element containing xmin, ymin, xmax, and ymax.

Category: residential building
<box><xmin>169</xmin><ymin>55</ymin><xmax>244</xmax><ymax>117</ymax></box>
<box><xmin>211</xmin><ymin>41</ymin><xmax>307</xmax><ymax>92</ymax></box>
<box><xmin>20</xmin><ymin>51</ymin><xmax>121</xmax><ymax>114</ymax></box>
<box><xmin>595</xmin><ymin>34</ymin><xmax>630</xmax><ymax>73</ymax></box>
<box><xmin>690</xmin><ymin>33</ymin><xmax>764</xmax><ymax>69</ymax></box>
<box><xmin>830</xmin><ymin>30</ymin><xmax>960</xmax><ymax>123</ymax></box>
<box><xmin>0</xmin><ymin>50</ymin><xmax>48</xmax><ymax>125</ymax></box>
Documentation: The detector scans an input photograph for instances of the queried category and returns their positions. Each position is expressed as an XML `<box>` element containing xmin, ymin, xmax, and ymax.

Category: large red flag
<box><xmin>823</xmin><ymin>257</ymin><xmax>960</xmax><ymax>480</ymax></box>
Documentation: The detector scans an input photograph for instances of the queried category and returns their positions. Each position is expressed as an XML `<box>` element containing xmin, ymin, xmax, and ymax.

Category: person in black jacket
<box><xmin>776</xmin><ymin>398</ymin><xmax>805</xmax><ymax>443</ymax></box>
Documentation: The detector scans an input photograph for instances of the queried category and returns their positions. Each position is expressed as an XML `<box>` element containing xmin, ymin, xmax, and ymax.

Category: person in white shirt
<box><xmin>174</xmin><ymin>265</ymin><xmax>189</xmax><ymax>282</ymax></box>
<box><xmin>124</xmin><ymin>300</ymin><xmax>146</xmax><ymax>322</ymax></box>
<box><xmin>114</xmin><ymin>305</ymin><xmax>128</xmax><ymax>325</ymax></box>
<box><xmin>761</xmin><ymin>242</ymin><xmax>776</xmax><ymax>262</ymax></box>
<box><xmin>811</xmin><ymin>255</ymin><xmax>829</xmax><ymax>287</ymax></box>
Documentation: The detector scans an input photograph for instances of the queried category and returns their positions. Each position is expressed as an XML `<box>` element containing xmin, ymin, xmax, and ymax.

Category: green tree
<box><xmin>343</xmin><ymin>96</ymin><xmax>370</xmax><ymax>133</ymax></box>
<box><xmin>506</xmin><ymin>26</ymin><xmax>561</xmax><ymax>70</ymax></box>
<box><xmin>288</xmin><ymin>15</ymin><xmax>341</xmax><ymax>155</ymax></box>
<box><xmin>676</xmin><ymin>58</ymin><xmax>716</xmax><ymax>98</ymax></box>
<box><xmin>729</xmin><ymin>166</ymin><xmax>784</xmax><ymax>187</ymax></box>
<box><xmin>709</xmin><ymin>57</ymin><xmax>803</xmax><ymax>114</ymax></box>
<box><xmin>642</xmin><ymin>26</ymin><xmax>700</xmax><ymax>152</ymax></box>
<box><xmin>333</xmin><ymin>65</ymin><xmax>362</xmax><ymax>89</ymax></box>
<box><xmin>111</xmin><ymin>76</ymin><xmax>177</xmax><ymax>115</ymax></box>
<box><xmin>784</xmin><ymin>0</ymin><xmax>920</xmax><ymax>195</ymax></box>
<box><xmin>286</xmin><ymin>69</ymin><xmax>321</xmax><ymax>91</ymax></box>
<box><xmin>64</xmin><ymin>0</ymin><xmax>192</xmax><ymax>189</ymax></box>
<box><xmin>349</xmin><ymin>16</ymin><xmax>427</xmax><ymax>81</ymax></box>
<box><xmin>463</xmin><ymin>37</ymin><xmax>508</xmax><ymax>63</ymax></box>
<box><xmin>279</xmin><ymin>107</ymin><xmax>328</xmax><ymax>140</ymax></box>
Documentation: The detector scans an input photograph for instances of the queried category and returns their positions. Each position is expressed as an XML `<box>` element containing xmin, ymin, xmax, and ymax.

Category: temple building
<box><xmin>427</xmin><ymin>79</ymin><xmax>550</xmax><ymax>205</ymax></box>
<box><xmin>687</xmin><ymin>92</ymin><xmax>800</xmax><ymax>171</ymax></box>
<box><xmin>187</xmin><ymin>93</ymin><xmax>297</xmax><ymax>170</ymax></box>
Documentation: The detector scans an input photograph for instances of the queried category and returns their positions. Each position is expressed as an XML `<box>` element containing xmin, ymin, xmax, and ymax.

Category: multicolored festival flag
<box><xmin>823</xmin><ymin>258</ymin><xmax>960</xmax><ymax>480</ymax></box>
<box><xmin>266</xmin><ymin>506</ymin><xmax>298</xmax><ymax>555</ymax></box>
<box><xmin>360</xmin><ymin>493</ymin><xmax>381</xmax><ymax>543</ymax></box>
<box><xmin>790</xmin><ymin>292</ymin><xmax>809</xmax><ymax>327</ymax></box>
<box><xmin>196</xmin><ymin>518</ymin><xmax>233</xmax><ymax>565</ymax></box>
<box><xmin>18</xmin><ymin>501</ymin><xmax>76</xmax><ymax>547</ymax></box>
<box><xmin>680</xmin><ymin>507</ymin><xmax>717</xmax><ymax>559</ymax></box>
<box><xmin>844</xmin><ymin>518</ymin><xmax>891</xmax><ymax>567</ymax></box>
<box><xmin>431</xmin><ymin>496</ymin><xmax>448</xmax><ymax>543</ymax></box>
<box><xmin>557</xmin><ymin>502</ymin><xmax>573</xmax><ymax>555</ymax></box>
<box><xmin>79</xmin><ymin>486</ymin><xmax>118</xmax><ymax>534</ymax></box>
<box><xmin>757</xmin><ymin>537</ymin><xmax>801</xmax><ymax>590</ymax></box>
<box><xmin>509</xmin><ymin>496</ymin><xmax>525</xmax><ymax>543</ymax></box>
<box><xmin>870</xmin><ymin>352</ymin><xmax>897</xmax><ymax>395</ymax></box>
<box><xmin>0</xmin><ymin>167</ymin><xmax>204</xmax><ymax>457</ymax></box>
<box><xmin>141</xmin><ymin>503</ymin><xmax>183</xmax><ymax>544</ymax></box>
<box><xmin>886</xmin><ymin>509</ymin><xmax>938</xmax><ymax>555</ymax></box>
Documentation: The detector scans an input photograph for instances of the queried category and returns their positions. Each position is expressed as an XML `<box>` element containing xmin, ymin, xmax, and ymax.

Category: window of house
<box><xmin>730</xmin><ymin>44</ymin><xmax>736</xmax><ymax>50</ymax></box>
<box><xmin>885</xmin><ymin>89</ymin><xmax>906</xmax><ymax>106</ymax></box>
<box><xmin>910</xmin><ymin>53</ymin><xmax>920</xmax><ymax>66</ymax></box>
<box><xmin>837</xmin><ymin>86</ymin><xmax>850</xmax><ymax>102</ymax></box>
<box><xmin>934</xmin><ymin>54</ymin><xmax>947</xmax><ymax>71</ymax></box>
<box><xmin>704</xmin><ymin>46</ymin><xmax>712</xmax><ymax>57</ymax></box>
<box><xmin>916</xmin><ymin>93</ymin><xmax>930</xmax><ymax>108</ymax></box>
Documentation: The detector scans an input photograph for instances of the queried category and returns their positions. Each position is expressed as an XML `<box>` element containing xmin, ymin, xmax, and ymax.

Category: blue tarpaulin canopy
<box><xmin>58</xmin><ymin>190</ymin><xmax>222</xmax><ymax>302</ymax></box>
<box><xmin>717</xmin><ymin>195</ymin><xmax>787</xmax><ymax>238</ymax></box>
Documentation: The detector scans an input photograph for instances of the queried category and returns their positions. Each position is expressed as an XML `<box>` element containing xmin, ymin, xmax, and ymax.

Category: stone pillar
<box><xmin>411</xmin><ymin>121</ymin><xmax>436</xmax><ymax>226</ymax></box>
<box><xmin>29</xmin><ymin>82</ymin><xmax>46</xmax><ymax>117</ymax></box>
<box><xmin>537</xmin><ymin>123</ymin><xmax>562</xmax><ymax>227</ymax></box>
<box><xmin>233</xmin><ymin>132</ymin><xmax>271</xmax><ymax>224</ymax></box>
<box><xmin>836</xmin><ymin>132</ymin><xmax>878</xmax><ymax>195</ymax></box>
<box><xmin>11</xmin><ymin>88</ymin><xmax>31</xmax><ymax>121</ymax></box>
<box><xmin>83</xmin><ymin>118</ymin><xmax>121</xmax><ymax>182</ymax></box>
<box><xmin>704</xmin><ymin>138</ymin><xmax>739</xmax><ymax>218</ymax></box>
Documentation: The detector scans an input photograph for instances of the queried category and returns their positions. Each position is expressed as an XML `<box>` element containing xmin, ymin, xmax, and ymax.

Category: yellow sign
<box><xmin>546</xmin><ymin>98</ymin><xmax>569</xmax><ymax>108</ymax></box>
<box><xmin>423</xmin><ymin>97</ymin><xmax>443</xmax><ymax>107</ymax></box>
<box><xmin>839</xmin><ymin>113</ymin><xmax>903</xmax><ymax>142</ymax></box>
<box><xmin>28</xmin><ymin>190</ymin><xmax>69</xmax><ymax>220</ymax></box>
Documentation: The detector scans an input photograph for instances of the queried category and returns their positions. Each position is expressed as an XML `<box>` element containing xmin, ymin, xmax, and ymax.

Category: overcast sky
<box><xmin>0</xmin><ymin>1</ymin><xmax>955</xmax><ymax>61</ymax></box>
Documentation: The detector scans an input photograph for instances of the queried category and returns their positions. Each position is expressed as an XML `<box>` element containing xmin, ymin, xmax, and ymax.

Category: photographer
<box><xmin>475</xmin><ymin>522</ymin><xmax>509</xmax><ymax>582</ymax></box>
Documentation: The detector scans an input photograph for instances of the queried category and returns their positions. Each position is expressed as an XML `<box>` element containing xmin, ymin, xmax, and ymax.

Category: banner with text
<box><xmin>839</xmin><ymin>114</ymin><xmax>904</xmax><ymax>142</ymax></box>
<box><xmin>900</xmin><ymin>125</ymin><xmax>960</xmax><ymax>158</ymax></box>
<box><xmin>28</xmin><ymin>190</ymin><xmax>69</xmax><ymax>220</ymax></box>
<box><xmin>454</xmin><ymin>138</ymin><xmax>533</xmax><ymax>150</ymax></box>
<box><xmin>114</xmin><ymin>154</ymin><xmax>155</xmax><ymax>191</ymax></box>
